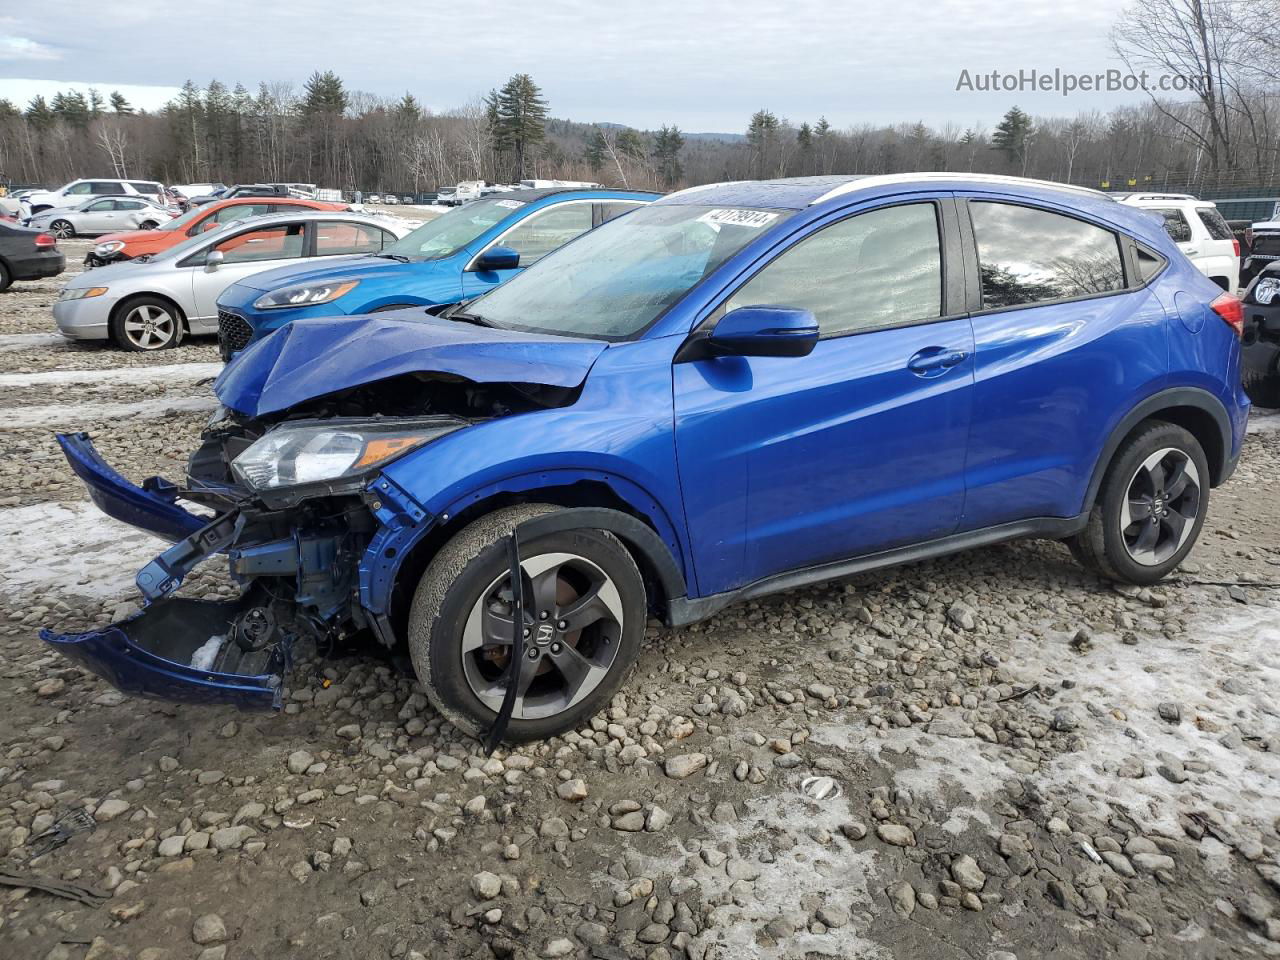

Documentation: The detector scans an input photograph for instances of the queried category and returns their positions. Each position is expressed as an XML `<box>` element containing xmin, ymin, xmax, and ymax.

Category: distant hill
<box><xmin>593</xmin><ymin>121</ymin><xmax>745</xmax><ymax>143</ymax></box>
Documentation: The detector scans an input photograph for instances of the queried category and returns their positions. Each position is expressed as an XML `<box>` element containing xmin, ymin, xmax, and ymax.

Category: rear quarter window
<box><xmin>1195</xmin><ymin>207</ymin><xmax>1234</xmax><ymax>241</ymax></box>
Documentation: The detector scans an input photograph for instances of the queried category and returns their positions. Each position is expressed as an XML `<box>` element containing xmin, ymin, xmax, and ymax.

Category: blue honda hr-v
<box><xmin>46</xmin><ymin>173</ymin><xmax>1249</xmax><ymax>745</ymax></box>
<box><xmin>213</xmin><ymin>187</ymin><xmax>657</xmax><ymax>358</ymax></box>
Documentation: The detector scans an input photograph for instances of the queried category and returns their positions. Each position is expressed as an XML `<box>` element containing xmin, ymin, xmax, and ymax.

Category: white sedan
<box><xmin>53</xmin><ymin>210</ymin><xmax>412</xmax><ymax>351</ymax></box>
<box><xmin>28</xmin><ymin>197</ymin><xmax>177</xmax><ymax>238</ymax></box>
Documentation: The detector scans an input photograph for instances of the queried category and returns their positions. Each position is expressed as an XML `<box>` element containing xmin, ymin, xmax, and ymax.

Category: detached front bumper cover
<box><xmin>41</xmin><ymin>593</ymin><xmax>286</xmax><ymax>710</ymax></box>
<box><xmin>43</xmin><ymin>433</ymin><xmax>287</xmax><ymax>709</ymax></box>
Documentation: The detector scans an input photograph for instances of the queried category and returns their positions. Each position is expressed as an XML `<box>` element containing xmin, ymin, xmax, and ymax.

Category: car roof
<box><xmin>657</xmin><ymin>174</ymin><xmax>1109</xmax><ymax>211</ymax></box>
<box><xmin>481</xmin><ymin>187</ymin><xmax>661</xmax><ymax>203</ymax></box>
<box><xmin>209</xmin><ymin>210</ymin><xmax>393</xmax><ymax>228</ymax></box>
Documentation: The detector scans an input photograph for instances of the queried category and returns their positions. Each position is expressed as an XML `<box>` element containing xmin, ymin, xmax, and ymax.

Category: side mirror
<box><xmin>205</xmin><ymin>250</ymin><xmax>224</xmax><ymax>271</ymax></box>
<box><xmin>702</xmin><ymin>305</ymin><xmax>819</xmax><ymax>358</ymax></box>
<box><xmin>474</xmin><ymin>245</ymin><xmax>520</xmax><ymax>272</ymax></box>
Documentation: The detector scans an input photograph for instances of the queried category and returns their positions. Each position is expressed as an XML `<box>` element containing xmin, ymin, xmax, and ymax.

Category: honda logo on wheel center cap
<box><xmin>535</xmin><ymin>623</ymin><xmax>555</xmax><ymax>645</ymax></box>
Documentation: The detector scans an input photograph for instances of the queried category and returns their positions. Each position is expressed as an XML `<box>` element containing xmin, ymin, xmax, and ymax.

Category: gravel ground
<box><xmin>0</xmin><ymin>257</ymin><xmax>1278</xmax><ymax>960</ymax></box>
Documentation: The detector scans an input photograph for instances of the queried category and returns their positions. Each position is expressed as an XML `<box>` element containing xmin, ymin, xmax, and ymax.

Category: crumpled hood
<box><xmin>215</xmin><ymin>314</ymin><xmax>608</xmax><ymax>417</ymax></box>
<box><xmin>228</xmin><ymin>254</ymin><xmax>418</xmax><ymax>293</ymax></box>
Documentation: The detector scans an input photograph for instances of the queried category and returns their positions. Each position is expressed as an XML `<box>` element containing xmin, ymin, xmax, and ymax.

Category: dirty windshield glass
<box><xmin>382</xmin><ymin>199</ymin><xmax>526</xmax><ymax>260</ymax></box>
<box><xmin>464</xmin><ymin>204</ymin><xmax>792</xmax><ymax>339</ymax></box>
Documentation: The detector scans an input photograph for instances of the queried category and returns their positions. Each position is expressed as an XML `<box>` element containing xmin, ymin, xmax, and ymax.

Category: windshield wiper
<box><xmin>375</xmin><ymin>252</ymin><xmax>411</xmax><ymax>262</ymax></box>
<box><xmin>450</xmin><ymin>311</ymin><xmax>493</xmax><ymax>328</ymax></box>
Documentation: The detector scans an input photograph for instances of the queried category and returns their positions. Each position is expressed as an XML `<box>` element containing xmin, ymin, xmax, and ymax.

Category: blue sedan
<box><xmin>214</xmin><ymin>187</ymin><xmax>656</xmax><ymax>357</ymax></box>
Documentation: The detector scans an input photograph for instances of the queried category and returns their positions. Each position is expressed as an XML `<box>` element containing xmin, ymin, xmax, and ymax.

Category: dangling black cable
<box><xmin>483</xmin><ymin>527</ymin><xmax>524</xmax><ymax>755</ymax></box>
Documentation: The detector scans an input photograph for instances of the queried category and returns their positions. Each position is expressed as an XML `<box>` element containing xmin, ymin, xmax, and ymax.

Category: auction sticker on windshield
<box><xmin>697</xmin><ymin>208</ymin><xmax>779</xmax><ymax>228</ymax></box>
<box><xmin>494</xmin><ymin>199</ymin><xmax>525</xmax><ymax>209</ymax></box>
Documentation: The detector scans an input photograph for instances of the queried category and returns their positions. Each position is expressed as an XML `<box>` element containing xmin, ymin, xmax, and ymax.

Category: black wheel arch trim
<box><xmin>512</xmin><ymin>507</ymin><xmax>689</xmax><ymax>618</ymax></box>
<box><xmin>1084</xmin><ymin>386</ymin><xmax>1234</xmax><ymax>509</ymax></box>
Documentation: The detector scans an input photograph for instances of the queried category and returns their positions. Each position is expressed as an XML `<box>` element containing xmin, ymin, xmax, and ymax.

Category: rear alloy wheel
<box><xmin>1068</xmin><ymin>422</ymin><xmax>1209</xmax><ymax>584</ymax></box>
<box><xmin>49</xmin><ymin>219</ymin><xmax>74</xmax><ymax>240</ymax></box>
<box><xmin>409</xmin><ymin>504</ymin><xmax>645</xmax><ymax>741</ymax></box>
<box><xmin>110</xmin><ymin>297</ymin><xmax>182</xmax><ymax>351</ymax></box>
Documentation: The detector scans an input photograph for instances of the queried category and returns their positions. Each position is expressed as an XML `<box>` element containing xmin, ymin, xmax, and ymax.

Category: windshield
<box><xmin>382</xmin><ymin>198</ymin><xmax>525</xmax><ymax>260</ymax></box>
<box><xmin>464</xmin><ymin>204</ymin><xmax>793</xmax><ymax>339</ymax></box>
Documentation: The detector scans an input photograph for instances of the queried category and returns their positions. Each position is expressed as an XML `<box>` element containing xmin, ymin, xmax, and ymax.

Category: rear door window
<box><xmin>89</xmin><ymin>181</ymin><xmax>123</xmax><ymax>195</ymax></box>
<box><xmin>970</xmin><ymin>201</ymin><xmax>1125</xmax><ymax>308</ymax></box>
<box><xmin>313</xmin><ymin>221</ymin><xmax>392</xmax><ymax>255</ymax></box>
<box><xmin>128</xmin><ymin>181</ymin><xmax>162</xmax><ymax>194</ymax></box>
<box><xmin>1149</xmin><ymin>208</ymin><xmax>1193</xmax><ymax>244</ymax></box>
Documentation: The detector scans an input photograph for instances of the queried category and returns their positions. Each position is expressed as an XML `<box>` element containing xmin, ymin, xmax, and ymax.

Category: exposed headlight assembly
<box><xmin>58</xmin><ymin>286</ymin><xmax>109</xmax><ymax>301</ymax></box>
<box><xmin>232</xmin><ymin>418</ymin><xmax>465</xmax><ymax>493</ymax></box>
<box><xmin>95</xmin><ymin>241</ymin><xmax>125</xmax><ymax>255</ymax></box>
<box><xmin>1254</xmin><ymin>277</ymin><xmax>1280</xmax><ymax>306</ymax></box>
<box><xmin>252</xmin><ymin>279</ymin><xmax>360</xmax><ymax>310</ymax></box>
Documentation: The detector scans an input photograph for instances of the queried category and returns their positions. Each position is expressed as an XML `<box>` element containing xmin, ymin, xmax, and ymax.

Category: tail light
<box><xmin>1232</xmin><ymin>238</ymin><xmax>1241</xmax><ymax>258</ymax></box>
<box><xmin>33</xmin><ymin>233</ymin><xmax>56</xmax><ymax>249</ymax></box>
<box><xmin>1210</xmin><ymin>292</ymin><xmax>1243</xmax><ymax>337</ymax></box>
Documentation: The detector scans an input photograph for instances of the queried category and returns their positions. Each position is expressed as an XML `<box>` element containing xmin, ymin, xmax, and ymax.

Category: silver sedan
<box><xmin>53</xmin><ymin>211</ymin><xmax>413</xmax><ymax>351</ymax></box>
<box><xmin>28</xmin><ymin>197</ymin><xmax>177</xmax><ymax>238</ymax></box>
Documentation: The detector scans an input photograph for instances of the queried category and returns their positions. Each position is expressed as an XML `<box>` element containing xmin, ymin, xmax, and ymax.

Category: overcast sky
<box><xmin>1</xmin><ymin>0</ymin><xmax>1149</xmax><ymax>132</ymax></box>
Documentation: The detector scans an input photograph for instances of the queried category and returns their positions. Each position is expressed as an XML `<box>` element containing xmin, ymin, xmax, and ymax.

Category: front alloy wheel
<box><xmin>409</xmin><ymin>504</ymin><xmax>645</xmax><ymax>741</ymax></box>
<box><xmin>461</xmin><ymin>552</ymin><xmax>625</xmax><ymax>721</ymax></box>
<box><xmin>110</xmin><ymin>297</ymin><xmax>181</xmax><ymax>351</ymax></box>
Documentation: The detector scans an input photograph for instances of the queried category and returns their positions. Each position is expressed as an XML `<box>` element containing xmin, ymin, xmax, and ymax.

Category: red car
<box><xmin>86</xmin><ymin>196</ymin><xmax>347</xmax><ymax>267</ymax></box>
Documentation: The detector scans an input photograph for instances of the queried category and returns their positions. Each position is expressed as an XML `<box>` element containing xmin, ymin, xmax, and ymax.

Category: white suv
<box><xmin>1116</xmin><ymin>193</ymin><xmax>1240</xmax><ymax>291</ymax></box>
<box><xmin>25</xmin><ymin>178</ymin><xmax>166</xmax><ymax>214</ymax></box>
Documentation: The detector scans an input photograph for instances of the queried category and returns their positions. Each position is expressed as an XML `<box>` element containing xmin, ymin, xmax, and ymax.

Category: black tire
<box><xmin>408</xmin><ymin>504</ymin><xmax>646</xmax><ymax>742</ymax></box>
<box><xmin>1241</xmin><ymin>342</ymin><xmax>1280</xmax><ymax>408</ymax></box>
<box><xmin>109</xmin><ymin>295</ymin><xmax>183</xmax><ymax>351</ymax></box>
<box><xmin>1067</xmin><ymin>421</ymin><xmax>1209</xmax><ymax>585</ymax></box>
<box><xmin>0</xmin><ymin>260</ymin><xmax>10</xmax><ymax>293</ymax></box>
<box><xmin>139</xmin><ymin>220</ymin><xmax>158</xmax><ymax>230</ymax></box>
<box><xmin>50</xmin><ymin>219</ymin><xmax>74</xmax><ymax>240</ymax></box>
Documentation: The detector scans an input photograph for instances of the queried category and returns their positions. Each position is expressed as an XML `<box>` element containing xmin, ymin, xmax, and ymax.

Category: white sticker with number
<box><xmin>696</xmin><ymin>208</ymin><xmax>779</xmax><ymax>229</ymax></box>
<box><xmin>494</xmin><ymin>199</ymin><xmax>525</xmax><ymax>209</ymax></box>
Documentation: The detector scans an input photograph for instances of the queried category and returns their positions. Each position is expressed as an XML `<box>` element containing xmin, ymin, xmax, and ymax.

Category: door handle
<box><xmin>907</xmin><ymin>347</ymin><xmax>968</xmax><ymax>377</ymax></box>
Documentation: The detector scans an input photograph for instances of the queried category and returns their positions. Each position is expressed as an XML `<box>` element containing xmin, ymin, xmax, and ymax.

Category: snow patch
<box><xmin>0</xmin><ymin>394</ymin><xmax>217</xmax><ymax>428</ymax></box>
<box><xmin>0</xmin><ymin>501</ymin><xmax>166</xmax><ymax>602</ymax></box>
<box><xmin>818</xmin><ymin>595</ymin><xmax>1280</xmax><ymax>847</ymax></box>
<box><xmin>1248</xmin><ymin>408</ymin><xmax>1280</xmax><ymax>434</ymax></box>
<box><xmin>0</xmin><ymin>333</ymin><xmax>69</xmax><ymax>353</ymax></box>
<box><xmin>190</xmin><ymin>634</ymin><xmax>225</xmax><ymax>671</ymax></box>
<box><xmin>0</xmin><ymin>362</ymin><xmax>222</xmax><ymax>389</ymax></box>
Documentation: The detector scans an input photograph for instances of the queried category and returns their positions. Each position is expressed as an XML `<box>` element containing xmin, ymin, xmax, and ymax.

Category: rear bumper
<box><xmin>7</xmin><ymin>249</ymin><xmax>65</xmax><ymax>281</ymax></box>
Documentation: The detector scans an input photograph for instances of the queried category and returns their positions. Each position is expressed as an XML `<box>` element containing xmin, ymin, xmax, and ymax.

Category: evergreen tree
<box><xmin>616</xmin><ymin>128</ymin><xmax>645</xmax><ymax>162</ymax></box>
<box><xmin>584</xmin><ymin>128</ymin><xmax>608</xmax><ymax>172</ymax></box>
<box><xmin>652</xmin><ymin>125</ymin><xmax>685</xmax><ymax>187</ymax></box>
<box><xmin>88</xmin><ymin>88</ymin><xmax>105</xmax><ymax>118</ymax></box>
<box><xmin>490</xmin><ymin>74</ymin><xmax>548</xmax><ymax>179</ymax></box>
<box><xmin>109</xmin><ymin>91</ymin><xmax>133</xmax><ymax>115</ymax></box>
<box><xmin>300</xmin><ymin>70</ymin><xmax>348</xmax><ymax>117</ymax></box>
<box><xmin>747</xmin><ymin>109</ymin><xmax>780</xmax><ymax>176</ymax></box>
<box><xmin>52</xmin><ymin>91</ymin><xmax>91</xmax><ymax>129</ymax></box>
<box><xmin>797</xmin><ymin>121</ymin><xmax>813</xmax><ymax>152</ymax></box>
<box><xmin>0</xmin><ymin>99</ymin><xmax>18</xmax><ymax>120</ymax></box>
<box><xmin>24</xmin><ymin>96</ymin><xmax>54</xmax><ymax>130</ymax></box>
<box><xmin>991</xmin><ymin>106</ymin><xmax>1034</xmax><ymax>169</ymax></box>
<box><xmin>395</xmin><ymin>93</ymin><xmax>423</xmax><ymax>120</ymax></box>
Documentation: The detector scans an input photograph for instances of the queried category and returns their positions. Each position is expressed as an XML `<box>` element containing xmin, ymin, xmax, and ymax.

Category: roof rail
<box><xmin>810</xmin><ymin>172</ymin><xmax>1109</xmax><ymax>206</ymax></box>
